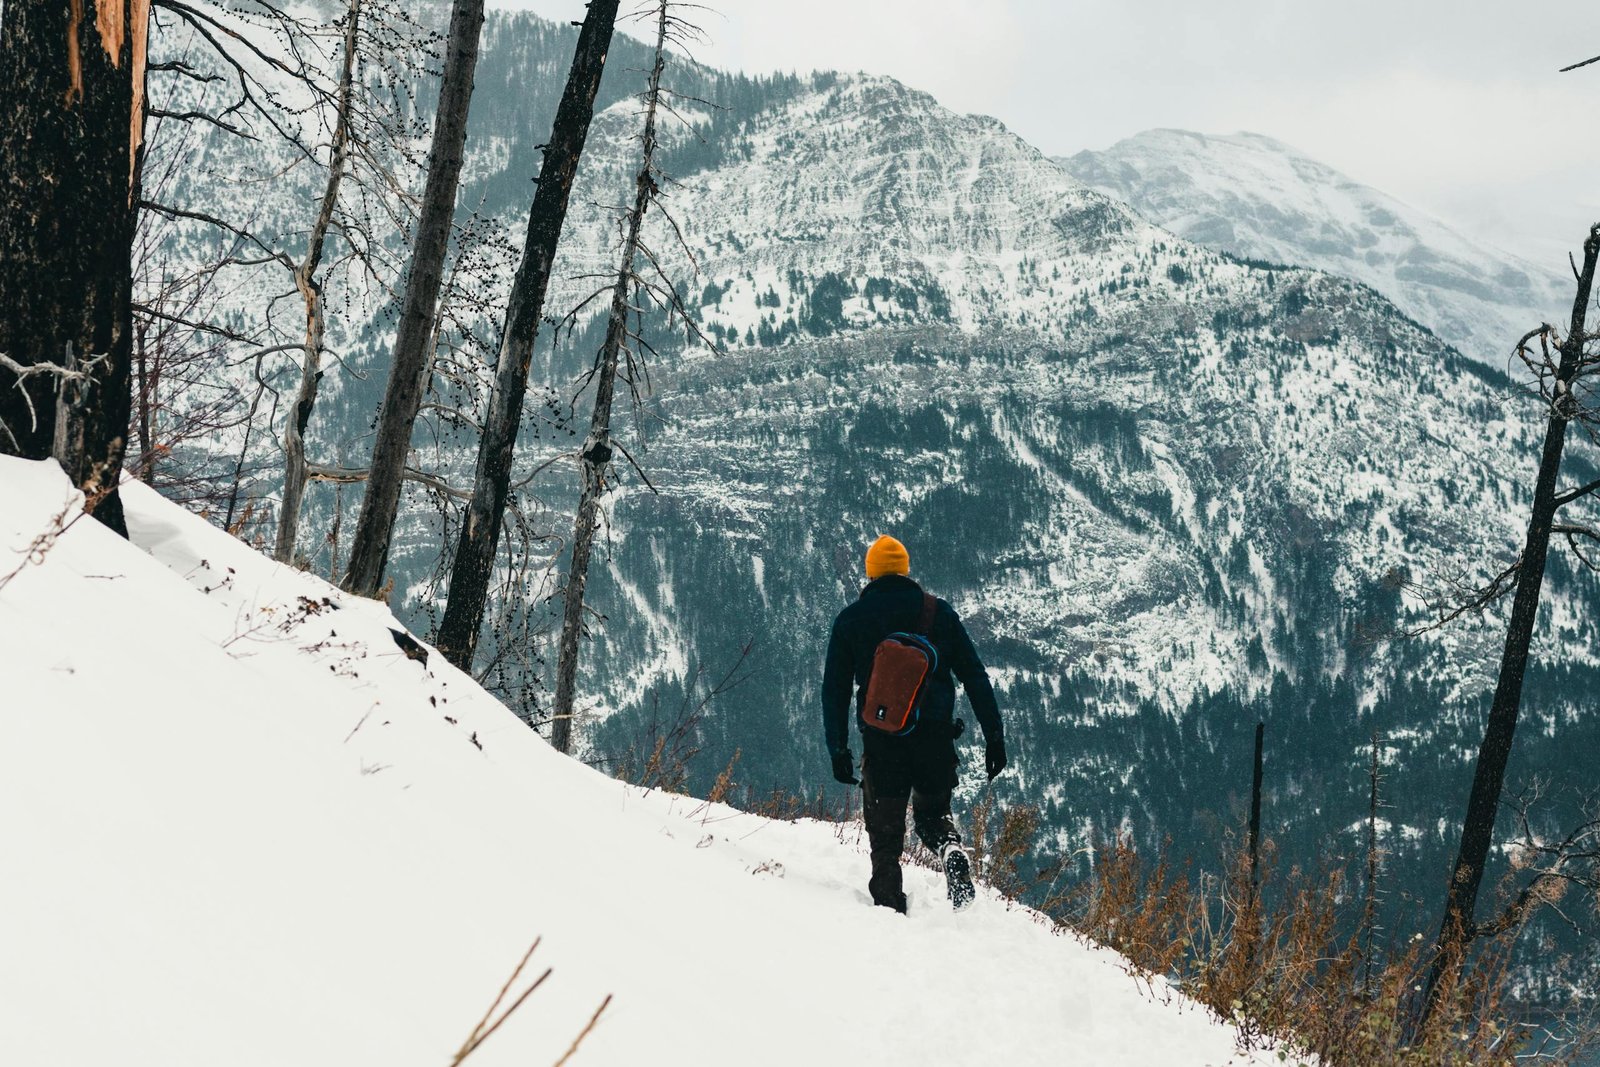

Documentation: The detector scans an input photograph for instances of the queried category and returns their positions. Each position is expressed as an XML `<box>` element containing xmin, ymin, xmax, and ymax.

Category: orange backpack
<box><xmin>860</xmin><ymin>594</ymin><xmax>939</xmax><ymax>736</ymax></box>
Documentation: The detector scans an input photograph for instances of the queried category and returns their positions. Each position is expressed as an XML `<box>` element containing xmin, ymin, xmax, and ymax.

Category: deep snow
<box><xmin>1</xmin><ymin>457</ymin><xmax>1271</xmax><ymax>1066</ymax></box>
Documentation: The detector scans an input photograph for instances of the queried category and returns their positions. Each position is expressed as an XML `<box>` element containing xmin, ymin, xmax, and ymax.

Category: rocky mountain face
<box><xmin>1059</xmin><ymin>129</ymin><xmax>1572</xmax><ymax>370</ymax></box>
<box><xmin>154</xmin><ymin>11</ymin><xmax>1600</xmax><ymax>988</ymax></box>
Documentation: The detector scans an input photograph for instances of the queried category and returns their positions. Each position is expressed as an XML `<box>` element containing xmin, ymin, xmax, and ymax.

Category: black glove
<box><xmin>831</xmin><ymin>749</ymin><xmax>860</xmax><ymax>785</ymax></box>
<box><xmin>985</xmin><ymin>738</ymin><xmax>1008</xmax><ymax>781</ymax></box>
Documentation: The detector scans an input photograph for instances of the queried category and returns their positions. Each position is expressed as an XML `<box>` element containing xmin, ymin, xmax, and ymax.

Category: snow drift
<box><xmin>0</xmin><ymin>457</ymin><xmax>1268</xmax><ymax>1066</ymax></box>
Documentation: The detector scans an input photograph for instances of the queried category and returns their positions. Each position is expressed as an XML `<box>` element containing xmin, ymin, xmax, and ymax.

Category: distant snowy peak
<box><xmin>1058</xmin><ymin>128</ymin><xmax>1569</xmax><ymax>365</ymax></box>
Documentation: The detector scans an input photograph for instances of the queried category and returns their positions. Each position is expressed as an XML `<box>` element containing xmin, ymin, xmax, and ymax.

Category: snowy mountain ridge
<box><xmin>1058</xmin><ymin>128</ymin><xmax>1571</xmax><ymax>369</ymax></box>
<box><xmin>0</xmin><ymin>454</ymin><xmax>1276</xmax><ymax>1066</ymax></box>
<box><xmin>529</xmin><ymin>67</ymin><xmax>1593</xmax><ymax>709</ymax></box>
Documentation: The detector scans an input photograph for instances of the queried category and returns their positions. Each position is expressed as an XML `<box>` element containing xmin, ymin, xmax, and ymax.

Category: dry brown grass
<box><xmin>1030</xmin><ymin>832</ymin><xmax>1590</xmax><ymax>1066</ymax></box>
<box><xmin>741</xmin><ymin>784</ymin><xmax>859</xmax><ymax>824</ymax></box>
<box><xmin>449</xmin><ymin>935</ymin><xmax>612</xmax><ymax>1067</ymax></box>
<box><xmin>706</xmin><ymin>748</ymin><xmax>740</xmax><ymax>805</ymax></box>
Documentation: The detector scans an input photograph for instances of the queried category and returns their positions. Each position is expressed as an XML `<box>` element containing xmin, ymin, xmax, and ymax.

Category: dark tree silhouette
<box><xmin>343</xmin><ymin>0</ymin><xmax>486</xmax><ymax>598</ymax></box>
<box><xmin>0</xmin><ymin>0</ymin><xmax>150</xmax><ymax>534</ymax></box>
<box><xmin>545</xmin><ymin>0</ymin><xmax>721</xmax><ymax>753</ymax></box>
<box><xmin>435</xmin><ymin>0</ymin><xmax>620</xmax><ymax>670</ymax></box>
<box><xmin>1419</xmin><ymin>222</ymin><xmax>1600</xmax><ymax>1024</ymax></box>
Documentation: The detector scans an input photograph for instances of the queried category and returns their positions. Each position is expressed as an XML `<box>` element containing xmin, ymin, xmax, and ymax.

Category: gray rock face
<box><xmin>1059</xmin><ymin>129</ymin><xmax>1572</xmax><ymax>369</ymax></box>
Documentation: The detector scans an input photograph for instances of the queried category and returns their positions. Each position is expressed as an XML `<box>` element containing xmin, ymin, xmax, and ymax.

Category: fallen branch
<box><xmin>305</xmin><ymin>463</ymin><xmax>472</xmax><ymax>501</ymax></box>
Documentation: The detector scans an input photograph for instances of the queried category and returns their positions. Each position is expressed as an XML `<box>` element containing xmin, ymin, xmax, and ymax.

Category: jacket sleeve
<box><xmin>821</xmin><ymin>615</ymin><xmax>854</xmax><ymax>756</ymax></box>
<box><xmin>943</xmin><ymin>603</ymin><xmax>1002</xmax><ymax>745</ymax></box>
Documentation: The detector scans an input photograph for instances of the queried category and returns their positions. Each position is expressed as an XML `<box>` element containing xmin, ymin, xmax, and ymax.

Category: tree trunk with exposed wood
<box><xmin>0</xmin><ymin>0</ymin><xmax>150</xmax><ymax>534</ymax></box>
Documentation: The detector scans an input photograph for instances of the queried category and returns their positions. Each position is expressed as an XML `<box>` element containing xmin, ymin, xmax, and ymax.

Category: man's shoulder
<box><xmin>930</xmin><ymin>596</ymin><xmax>975</xmax><ymax>646</ymax></box>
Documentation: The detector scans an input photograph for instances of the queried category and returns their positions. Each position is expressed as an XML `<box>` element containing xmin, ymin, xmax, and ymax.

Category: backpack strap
<box><xmin>916</xmin><ymin>593</ymin><xmax>937</xmax><ymax>636</ymax></box>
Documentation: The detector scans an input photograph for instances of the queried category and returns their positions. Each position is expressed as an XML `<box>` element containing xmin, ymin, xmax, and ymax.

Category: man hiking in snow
<box><xmin>821</xmin><ymin>534</ymin><xmax>1007</xmax><ymax>913</ymax></box>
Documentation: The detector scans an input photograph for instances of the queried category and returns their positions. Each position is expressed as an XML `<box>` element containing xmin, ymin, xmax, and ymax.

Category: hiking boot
<box><xmin>942</xmin><ymin>843</ymin><xmax>975</xmax><ymax>911</ymax></box>
<box><xmin>874</xmin><ymin>890</ymin><xmax>908</xmax><ymax>915</ymax></box>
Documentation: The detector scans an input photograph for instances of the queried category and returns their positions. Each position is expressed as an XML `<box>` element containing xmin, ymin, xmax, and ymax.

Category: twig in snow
<box><xmin>342</xmin><ymin>705</ymin><xmax>375</xmax><ymax>743</ymax></box>
<box><xmin>551</xmin><ymin>994</ymin><xmax>613</xmax><ymax>1067</ymax></box>
<box><xmin>0</xmin><ymin>497</ymin><xmax>88</xmax><ymax>595</ymax></box>
<box><xmin>449</xmin><ymin>936</ymin><xmax>551</xmax><ymax>1065</ymax></box>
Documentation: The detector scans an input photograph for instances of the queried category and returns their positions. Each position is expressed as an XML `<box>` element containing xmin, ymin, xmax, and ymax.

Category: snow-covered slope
<box><xmin>1059</xmin><ymin>129</ymin><xmax>1570</xmax><ymax>367</ymax></box>
<box><xmin>142</xmin><ymin>12</ymin><xmax>1600</xmax><ymax>990</ymax></box>
<box><xmin>0</xmin><ymin>456</ymin><xmax>1269</xmax><ymax>1067</ymax></box>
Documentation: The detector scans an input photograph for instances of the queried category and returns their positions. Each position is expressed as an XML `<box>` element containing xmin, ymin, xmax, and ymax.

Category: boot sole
<box><xmin>944</xmin><ymin>849</ymin><xmax>975</xmax><ymax>911</ymax></box>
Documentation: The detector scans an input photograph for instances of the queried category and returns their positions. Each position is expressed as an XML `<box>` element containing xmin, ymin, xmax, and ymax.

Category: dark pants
<box><xmin>860</xmin><ymin>726</ymin><xmax>961</xmax><ymax>911</ymax></box>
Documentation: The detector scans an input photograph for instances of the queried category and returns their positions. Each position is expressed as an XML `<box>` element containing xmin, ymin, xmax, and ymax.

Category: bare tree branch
<box><xmin>306</xmin><ymin>463</ymin><xmax>472</xmax><ymax>501</ymax></box>
<box><xmin>1553</xmin><ymin>477</ymin><xmax>1600</xmax><ymax>509</ymax></box>
<box><xmin>1391</xmin><ymin>556</ymin><xmax>1523</xmax><ymax>639</ymax></box>
<box><xmin>1554</xmin><ymin>521</ymin><xmax>1600</xmax><ymax>571</ymax></box>
<box><xmin>131</xmin><ymin>303</ymin><xmax>258</xmax><ymax>345</ymax></box>
<box><xmin>139</xmin><ymin>199</ymin><xmax>288</xmax><ymax>266</ymax></box>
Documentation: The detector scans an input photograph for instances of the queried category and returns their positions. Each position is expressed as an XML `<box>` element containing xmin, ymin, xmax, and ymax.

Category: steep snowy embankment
<box><xmin>0</xmin><ymin>458</ymin><xmax>1267</xmax><ymax>1066</ymax></box>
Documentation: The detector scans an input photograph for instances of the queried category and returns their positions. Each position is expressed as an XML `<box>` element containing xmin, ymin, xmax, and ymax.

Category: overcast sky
<box><xmin>498</xmin><ymin>0</ymin><xmax>1600</xmax><ymax>270</ymax></box>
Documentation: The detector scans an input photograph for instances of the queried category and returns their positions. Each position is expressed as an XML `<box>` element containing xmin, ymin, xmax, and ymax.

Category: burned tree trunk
<box><xmin>0</xmin><ymin>0</ymin><xmax>149</xmax><ymax>534</ymax></box>
<box><xmin>548</xmin><ymin>0</ymin><xmax>672</xmax><ymax>755</ymax></box>
<box><xmin>435</xmin><ymin>0</ymin><xmax>619</xmax><ymax>668</ymax></box>
<box><xmin>343</xmin><ymin>0</ymin><xmax>485</xmax><ymax>598</ymax></box>
<box><xmin>1418</xmin><ymin>223</ymin><xmax>1600</xmax><ymax>1024</ymax></box>
<box><xmin>1247</xmin><ymin>720</ymin><xmax>1264</xmax><ymax>906</ymax></box>
<box><xmin>272</xmin><ymin>0</ymin><xmax>362</xmax><ymax>564</ymax></box>
<box><xmin>1362</xmin><ymin>731</ymin><xmax>1383</xmax><ymax>998</ymax></box>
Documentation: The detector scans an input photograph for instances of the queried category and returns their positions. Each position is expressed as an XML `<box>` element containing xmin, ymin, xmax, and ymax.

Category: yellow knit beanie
<box><xmin>865</xmin><ymin>535</ymin><xmax>910</xmax><ymax>580</ymax></box>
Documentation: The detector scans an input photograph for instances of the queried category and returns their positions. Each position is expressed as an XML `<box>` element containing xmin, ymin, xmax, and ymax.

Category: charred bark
<box><xmin>343</xmin><ymin>0</ymin><xmax>485</xmax><ymax>597</ymax></box>
<box><xmin>548</xmin><ymin>0</ymin><xmax>673</xmax><ymax>755</ymax></box>
<box><xmin>435</xmin><ymin>0</ymin><xmax>620</xmax><ymax>669</ymax></box>
<box><xmin>0</xmin><ymin>0</ymin><xmax>149</xmax><ymax>534</ymax></box>
<box><xmin>1418</xmin><ymin>223</ymin><xmax>1600</xmax><ymax>1025</ymax></box>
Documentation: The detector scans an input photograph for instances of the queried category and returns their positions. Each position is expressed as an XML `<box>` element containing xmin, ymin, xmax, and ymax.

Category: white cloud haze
<box><xmin>498</xmin><ymin>0</ymin><xmax>1600</xmax><ymax>270</ymax></box>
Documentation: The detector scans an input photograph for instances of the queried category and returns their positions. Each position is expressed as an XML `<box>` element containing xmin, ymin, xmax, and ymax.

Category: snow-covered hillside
<box><xmin>142</xmin><ymin>16</ymin><xmax>1600</xmax><ymax>978</ymax></box>
<box><xmin>1059</xmin><ymin>129</ymin><xmax>1570</xmax><ymax>368</ymax></box>
<box><xmin>0</xmin><ymin>456</ymin><xmax>1270</xmax><ymax>1067</ymax></box>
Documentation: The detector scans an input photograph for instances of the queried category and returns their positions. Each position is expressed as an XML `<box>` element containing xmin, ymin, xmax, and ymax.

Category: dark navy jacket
<box><xmin>821</xmin><ymin>573</ymin><xmax>1002</xmax><ymax>757</ymax></box>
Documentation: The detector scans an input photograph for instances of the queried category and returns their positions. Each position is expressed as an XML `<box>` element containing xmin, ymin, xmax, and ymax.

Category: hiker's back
<box><xmin>818</xmin><ymin>536</ymin><xmax>1005</xmax><ymax>914</ymax></box>
<box><xmin>832</xmin><ymin>572</ymin><xmax>960</xmax><ymax>731</ymax></box>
